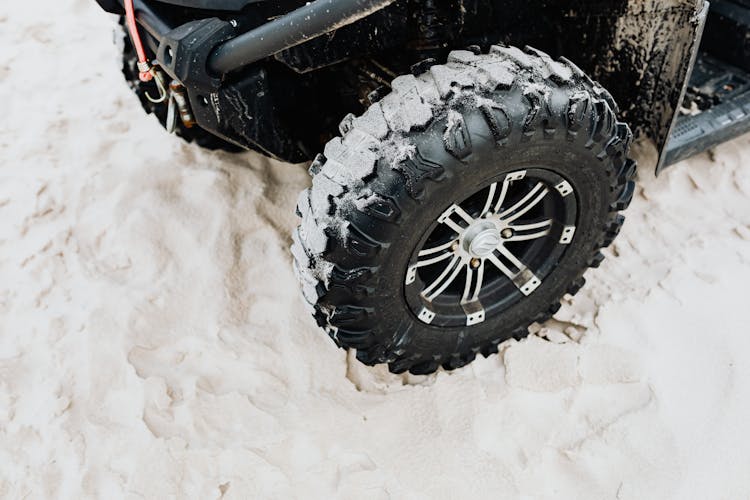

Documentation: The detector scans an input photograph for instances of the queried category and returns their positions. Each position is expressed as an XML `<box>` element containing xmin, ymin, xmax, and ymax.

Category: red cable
<box><xmin>124</xmin><ymin>0</ymin><xmax>153</xmax><ymax>82</ymax></box>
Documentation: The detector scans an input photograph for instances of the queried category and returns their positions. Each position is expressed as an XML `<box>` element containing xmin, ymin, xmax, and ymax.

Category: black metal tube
<box><xmin>207</xmin><ymin>0</ymin><xmax>395</xmax><ymax>74</ymax></box>
<box><xmin>136</xmin><ymin>4</ymin><xmax>171</xmax><ymax>41</ymax></box>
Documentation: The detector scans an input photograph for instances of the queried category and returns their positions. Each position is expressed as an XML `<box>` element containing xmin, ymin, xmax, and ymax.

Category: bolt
<box><xmin>451</xmin><ymin>241</ymin><xmax>459</xmax><ymax>252</ymax></box>
<box><xmin>501</xmin><ymin>228</ymin><xmax>514</xmax><ymax>239</ymax></box>
<box><xmin>471</xmin><ymin>258</ymin><xmax>481</xmax><ymax>269</ymax></box>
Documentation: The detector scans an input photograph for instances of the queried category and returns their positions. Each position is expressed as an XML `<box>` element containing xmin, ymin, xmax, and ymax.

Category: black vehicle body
<box><xmin>94</xmin><ymin>0</ymin><xmax>750</xmax><ymax>374</ymax></box>
<box><xmin>96</xmin><ymin>0</ymin><xmax>750</xmax><ymax>172</ymax></box>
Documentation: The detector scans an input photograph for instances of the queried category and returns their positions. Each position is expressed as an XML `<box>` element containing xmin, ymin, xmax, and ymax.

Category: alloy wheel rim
<box><xmin>404</xmin><ymin>168</ymin><xmax>578</xmax><ymax>327</ymax></box>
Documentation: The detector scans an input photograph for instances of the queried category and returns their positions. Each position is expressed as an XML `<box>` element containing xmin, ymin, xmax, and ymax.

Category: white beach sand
<box><xmin>1</xmin><ymin>1</ymin><xmax>749</xmax><ymax>498</ymax></box>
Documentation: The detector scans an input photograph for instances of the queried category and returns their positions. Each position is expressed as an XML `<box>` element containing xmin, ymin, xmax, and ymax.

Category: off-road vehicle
<box><xmin>95</xmin><ymin>0</ymin><xmax>750</xmax><ymax>374</ymax></box>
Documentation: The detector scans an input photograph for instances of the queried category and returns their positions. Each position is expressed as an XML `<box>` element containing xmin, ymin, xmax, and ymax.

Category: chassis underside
<box><xmin>99</xmin><ymin>0</ymin><xmax>720</xmax><ymax>169</ymax></box>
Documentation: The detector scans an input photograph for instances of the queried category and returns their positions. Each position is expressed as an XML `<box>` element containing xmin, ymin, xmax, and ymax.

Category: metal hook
<box><xmin>145</xmin><ymin>68</ymin><xmax>169</xmax><ymax>104</ymax></box>
<box><xmin>165</xmin><ymin>92</ymin><xmax>178</xmax><ymax>134</ymax></box>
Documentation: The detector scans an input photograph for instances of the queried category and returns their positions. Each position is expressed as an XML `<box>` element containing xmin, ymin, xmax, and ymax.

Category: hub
<box><xmin>462</xmin><ymin>221</ymin><xmax>502</xmax><ymax>258</ymax></box>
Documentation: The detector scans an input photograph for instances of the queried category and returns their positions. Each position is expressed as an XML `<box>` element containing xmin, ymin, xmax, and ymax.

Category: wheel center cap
<box><xmin>463</xmin><ymin>221</ymin><xmax>501</xmax><ymax>258</ymax></box>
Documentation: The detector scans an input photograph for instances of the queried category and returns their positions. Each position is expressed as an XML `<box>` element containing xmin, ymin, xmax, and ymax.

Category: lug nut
<box><xmin>501</xmin><ymin>228</ymin><xmax>514</xmax><ymax>239</ymax></box>
<box><xmin>471</xmin><ymin>258</ymin><xmax>481</xmax><ymax>269</ymax></box>
<box><xmin>451</xmin><ymin>241</ymin><xmax>459</xmax><ymax>252</ymax></box>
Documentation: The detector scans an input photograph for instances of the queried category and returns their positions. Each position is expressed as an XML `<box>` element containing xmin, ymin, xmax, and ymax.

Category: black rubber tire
<box><xmin>292</xmin><ymin>45</ymin><xmax>636</xmax><ymax>375</ymax></box>
<box><xmin>118</xmin><ymin>18</ymin><xmax>243</xmax><ymax>153</ymax></box>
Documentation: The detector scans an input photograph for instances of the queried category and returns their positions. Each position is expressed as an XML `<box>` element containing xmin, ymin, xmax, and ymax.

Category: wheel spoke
<box><xmin>443</xmin><ymin>217</ymin><xmax>464</xmax><ymax>235</ymax></box>
<box><xmin>498</xmin><ymin>183</ymin><xmax>549</xmax><ymax>223</ymax></box>
<box><xmin>495</xmin><ymin>244</ymin><xmax>526</xmax><ymax>271</ymax></box>
<box><xmin>480</xmin><ymin>183</ymin><xmax>498</xmax><ymax>216</ymax></box>
<box><xmin>427</xmin><ymin>261</ymin><xmax>465</xmax><ymax>301</ymax></box>
<box><xmin>416</xmin><ymin>250</ymin><xmax>454</xmax><ymax>268</ymax></box>
<box><xmin>507</xmin><ymin>230</ymin><xmax>551</xmax><ymax>242</ymax></box>
<box><xmin>453</xmin><ymin>205</ymin><xmax>475</xmax><ymax>224</ymax></box>
<box><xmin>492</xmin><ymin>178</ymin><xmax>511</xmax><ymax>214</ymax></box>
<box><xmin>511</xmin><ymin>219</ymin><xmax>553</xmax><ymax>231</ymax></box>
<box><xmin>487</xmin><ymin>253</ymin><xmax>516</xmax><ymax>280</ymax></box>
<box><xmin>506</xmin><ymin>219</ymin><xmax>553</xmax><ymax>242</ymax></box>
<box><xmin>488</xmin><ymin>250</ymin><xmax>542</xmax><ymax>295</ymax></box>
<box><xmin>438</xmin><ymin>204</ymin><xmax>474</xmax><ymax>235</ymax></box>
<box><xmin>422</xmin><ymin>255</ymin><xmax>463</xmax><ymax>301</ymax></box>
<box><xmin>470</xmin><ymin>260</ymin><xmax>485</xmax><ymax>302</ymax></box>
<box><xmin>418</xmin><ymin>240</ymin><xmax>456</xmax><ymax>257</ymax></box>
<box><xmin>461</xmin><ymin>263</ymin><xmax>474</xmax><ymax>304</ymax></box>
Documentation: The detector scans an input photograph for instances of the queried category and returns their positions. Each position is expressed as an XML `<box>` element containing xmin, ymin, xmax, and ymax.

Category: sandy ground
<box><xmin>2</xmin><ymin>1</ymin><xmax>750</xmax><ymax>498</ymax></box>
